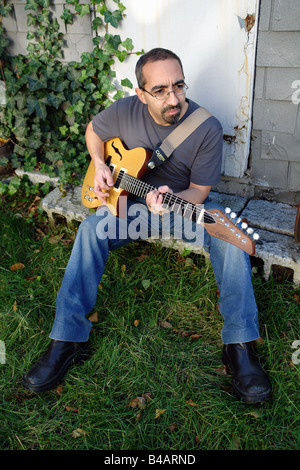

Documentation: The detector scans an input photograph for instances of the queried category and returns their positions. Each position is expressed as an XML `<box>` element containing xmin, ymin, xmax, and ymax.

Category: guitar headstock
<box><xmin>205</xmin><ymin>207</ymin><xmax>258</xmax><ymax>255</ymax></box>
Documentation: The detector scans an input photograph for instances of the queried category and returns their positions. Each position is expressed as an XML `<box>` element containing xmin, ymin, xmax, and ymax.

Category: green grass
<box><xmin>0</xmin><ymin>208</ymin><xmax>299</xmax><ymax>451</ymax></box>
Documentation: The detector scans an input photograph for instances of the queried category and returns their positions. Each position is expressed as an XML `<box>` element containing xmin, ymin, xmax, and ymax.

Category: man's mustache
<box><xmin>162</xmin><ymin>104</ymin><xmax>182</xmax><ymax>113</ymax></box>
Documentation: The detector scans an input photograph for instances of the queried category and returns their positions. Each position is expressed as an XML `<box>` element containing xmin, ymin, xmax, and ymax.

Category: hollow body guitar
<box><xmin>81</xmin><ymin>138</ymin><xmax>257</xmax><ymax>255</ymax></box>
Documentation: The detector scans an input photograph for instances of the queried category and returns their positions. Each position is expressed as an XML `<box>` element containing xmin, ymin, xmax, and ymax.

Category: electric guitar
<box><xmin>81</xmin><ymin>138</ymin><xmax>258</xmax><ymax>255</ymax></box>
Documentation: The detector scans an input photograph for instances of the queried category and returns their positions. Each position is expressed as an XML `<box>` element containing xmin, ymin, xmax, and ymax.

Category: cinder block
<box><xmin>256</xmin><ymin>31</ymin><xmax>300</xmax><ymax>67</ymax></box>
<box><xmin>258</xmin><ymin>0</ymin><xmax>272</xmax><ymax>31</ymax></box>
<box><xmin>272</xmin><ymin>0</ymin><xmax>300</xmax><ymax>31</ymax></box>
<box><xmin>253</xmin><ymin>99</ymin><xmax>298</xmax><ymax>134</ymax></box>
<box><xmin>266</xmin><ymin>67</ymin><xmax>300</xmax><ymax>101</ymax></box>
<box><xmin>289</xmin><ymin>162</ymin><xmax>300</xmax><ymax>191</ymax></box>
<box><xmin>261</xmin><ymin>131</ymin><xmax>300</xmax><ymax>162</ymax></box>
<box><xmin>62</xmin><ymin>34</ymin><xmax>94</xmax><ymax>62</ymax></box>
<box><xmin>251</xmin><ymin>158</ymin><xmax>288</xmax><ymax>189</ymax></box>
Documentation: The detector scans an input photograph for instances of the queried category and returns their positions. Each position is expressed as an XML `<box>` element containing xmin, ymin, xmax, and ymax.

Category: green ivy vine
<box><xmin>0</xmin><ymin>0</ymin><xmax>142</xmax><ymax>195</ymax></box>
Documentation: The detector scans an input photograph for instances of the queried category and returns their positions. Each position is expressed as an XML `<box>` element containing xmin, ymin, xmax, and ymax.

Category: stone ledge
<box><xmin>40</xmin><ymin>187</ymin><xmax>300</xmax><ymax>285</ymax></box>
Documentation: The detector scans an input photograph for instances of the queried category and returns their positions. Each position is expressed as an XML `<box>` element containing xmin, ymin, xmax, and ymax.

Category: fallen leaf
<box><xmin>65</xmin><ymin>405</ymin><xmax>78</xmax><ymax>413</ymax></box>
<box><xmin>136</xmin><ymin>254</ymin><xmax>148</xmax><ymax>261</ymax></box>
<box><xmin>160</xmin><ymin>321</ymin><xmax>173</xmax><ymax>329</ymax></box>
<box><xmin>13</xmin><ymin>300</ymin><xmax>17</xmax><ymax>312</ymax></box>
<box><xmin>128</xmin><ymin>396</ymin><xmax>146</xmax><ymax>409</ymax></box>
<box><xmin>190</xmin><ymin>334</ymin><xmax>201</xmax><ymax>339</ymax></box>
<box><xmin>245</xmin><ymin>411</ymin><xmax>260</xmax><ymax>419</ymax></box>
<box><xmin>10</xmin><ymin>263</ymin><xmax>25</xmax><ymax>271</ymax></box>
<box><xmin>169</xmin><ymin>422</ymin><xmax>178</xmax><ymax>431</ymax></box>
<box><xmin>56</xmin><ymin>384</ymin><xmax>63</xmax><ymax>395</ymax></box>
<box><xmin>48</xmin><ymin>234</ymin><xmax>64</xmax><ymax>244</ymax></box>
<box><xmin>72</xmin><ymin>428</ymin><xmax>86</xmax><ymax>438</ymax></box>
<box><xmin>88</xmin><ymin>311</ymin><xmax>98</xmax><ymax>323</ymax></box>
<box><xmin>133</xmin><ymin>319</ymin><xmax>140</xmax><ymax>327</ymax></box>
<box><xmin>154</xmin><ymin>408</ymin><xmax>166</xmax><ymax>419</ymax></box>
<box><xmin>215</xmin><ymin>366</ymin><xmax>228</xmax><ymax>376</ymax></box>
<box><xmin>186</xmin><ymin>399</ymin><xmax>199</xmax><ymax>407</ymax></box>
<box><xmin>142</xmin><ymin>279</ymin><xmax>151</xmax><ymax>290</ymax></box>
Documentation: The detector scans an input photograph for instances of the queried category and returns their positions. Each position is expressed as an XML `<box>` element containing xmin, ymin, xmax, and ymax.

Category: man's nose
<box><xmin>165</xmin><ymin>90</ymin><xmax>180</xmax><ymax>105</ymax></box>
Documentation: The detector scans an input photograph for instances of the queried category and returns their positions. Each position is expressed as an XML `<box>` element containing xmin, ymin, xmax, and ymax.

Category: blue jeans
<box><xmin>50</xmin><ymin>199</ymin><xmax>259</xmax><ymax>344</ymax></box>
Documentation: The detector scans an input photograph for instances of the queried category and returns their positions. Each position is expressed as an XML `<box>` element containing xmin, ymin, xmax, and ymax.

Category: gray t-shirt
<box><xmin>92</xmin><ymin>95</ymin><xmax>223</xmax><ymax>193</ymax></box>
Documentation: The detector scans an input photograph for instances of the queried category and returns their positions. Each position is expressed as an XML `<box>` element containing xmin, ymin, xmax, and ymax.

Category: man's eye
<box><xmin>175</xmin><ymin>84</ymin><xmax>184</xmax><ymax>91</ymax></box>
<box><xmin>155</xmin><ymin>89</ymin><xmax>165</xmax><ymax>96</ymax></box>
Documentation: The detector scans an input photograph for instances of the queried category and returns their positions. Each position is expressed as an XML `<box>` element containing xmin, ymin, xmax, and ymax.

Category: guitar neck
<box><xmin>119</xmin><ymin>172</ymin><xmax>214</xmax><ymax>225</ymax></box>
<box><xmin>117</xmin><ymin>171</ymin><xmax>255</xmax><ymax>255</ymax></box>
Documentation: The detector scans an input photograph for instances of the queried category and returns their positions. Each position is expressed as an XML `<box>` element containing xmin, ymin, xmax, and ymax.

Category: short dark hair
<box><xmin>135</xmin><ymin>47</ymin><xmax>184</xmax><ymax>88</ymax></box>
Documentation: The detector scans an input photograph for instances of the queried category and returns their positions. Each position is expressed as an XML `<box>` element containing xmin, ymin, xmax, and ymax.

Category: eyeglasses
<box><xmin>141</xmin><ymin>83</ymin><xmax>189</xmax><ymax>100</ymax></box>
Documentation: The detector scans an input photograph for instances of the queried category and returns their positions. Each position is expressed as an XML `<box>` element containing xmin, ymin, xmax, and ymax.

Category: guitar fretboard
<box><xmin>114</xmin><ymin>168</ymin><xmax>215</xmax><ymax>225</ymax></box>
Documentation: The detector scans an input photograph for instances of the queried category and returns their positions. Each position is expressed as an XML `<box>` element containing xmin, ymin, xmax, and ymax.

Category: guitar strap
<box><xmin>147</xmin><ymin>106</ymin><xmax>213</xmax><ymax>170</ymax></box>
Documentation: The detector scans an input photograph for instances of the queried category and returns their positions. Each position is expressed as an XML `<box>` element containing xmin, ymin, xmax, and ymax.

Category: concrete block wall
<box><xmin>2</xmin><ymin>0</ymin><xmax>94</xmax><ymax>61</ymax></box>
<box><xmin>251</xmin><ymin>0</ymin><xmax>300</xmax><ymax>205</ymax></box>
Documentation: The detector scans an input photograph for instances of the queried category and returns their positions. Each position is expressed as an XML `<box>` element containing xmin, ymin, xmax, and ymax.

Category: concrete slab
<box><xmin>254</xmin><ymin>228</ymin><xmax>300</xmax><ymax>284</ymax></box>
<box><xmin>240</xmin><ymin>199</ymin><xmax>297</xmax><ymax>236</ymax></box>
<box><xmin>208</xmin><ymin>191</ymin><xmax>248</xmax><ymax>214</ymax></box>
<box><xmin>41</xmin><ymin>186</ymin><xmax>91</xmax><ymax>224</ymax></box>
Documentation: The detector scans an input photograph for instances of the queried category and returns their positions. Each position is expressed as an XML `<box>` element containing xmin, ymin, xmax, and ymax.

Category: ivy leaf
<box><xmin>120</xmin><ymin>78</ymin><xmax>132</xmax><ymax>89</ymax></box>
<box><xmin>116</xmin><ymin>50</ymin><xmax>128</xmax><ymax>63</ymax></box>
<box><xmin>70</xmin><ymin>122</ymin><xmax>80</xmax><ymax>135</ymax></box>
<box><xmin>92</xmin><ymin>17</ymin><xmax>102</xmax><ymax>30</ymax></box>
<box><xmin>27</xmin><ymin>74</ymin><xmax>47</xmax><ymax>91</ymax></box>
<box><xmin>104</xmin><ymin>9</ymin><xmax>123</xmax><ymax>28</ymax></box>
<box><xmin>27</xmin><ymin>96</ymin><xmax>48</xmax><ymax>119</ymax></box>
<box><xmin>75</xmin><ymin>3</ymin><xmax>90</xmax><ymax>17</ymax></box>
<box><xmin>47</xmin><ymin>92</ymin><xmax>65</xmax><ymax>109</ymax></box>
<box><xmin>25</xmin><ymin>0</ymin><xmax>39</xmax><ymax>12</ymax></box>
<box><xmin>61</xmin><ymin>8</ymin><xmax>73</xmax><ymax>24</ymax></box>
<box><xmin>121</xmin><ymin>38</ymin><xmax>133</xmax><ymax>51</ymax></box>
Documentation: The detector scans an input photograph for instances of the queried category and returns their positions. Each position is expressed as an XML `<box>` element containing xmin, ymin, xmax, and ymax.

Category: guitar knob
<box><xmin>230</xmin><ymin>212</ymin><xmax>237</xmax><ymax>219</ymax></box>
<box><xmin>253</xmin><ymin>233</ymin><xmax>260</xmax><ymax>240</ymax></box>
<box><xmin>225</xmin><ymin>207</ymin><xmax>231</xmax><ymax>214</ymax></box>
<box><xmin>241</xmin><ymin>222</ymin><xmax>248</xmax><ymax>230</ymax></box>
<box><xmin>247</xmin><ymin>228</ymin><xmax>254</xmax><ymax>235</ymax></box>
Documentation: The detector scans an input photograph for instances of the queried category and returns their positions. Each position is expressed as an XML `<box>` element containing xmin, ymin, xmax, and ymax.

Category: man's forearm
<box><xmin>174</xmin><ymin>186</ymin><xmax>211</xmax><ymax>205</ymax></box>
<box><xmin>85</xmin><ymin>121</ymin><xmax>105</xmax><ymax>168</ymax></box>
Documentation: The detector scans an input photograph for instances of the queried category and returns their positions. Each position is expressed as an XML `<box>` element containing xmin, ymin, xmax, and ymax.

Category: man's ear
<box><xmin>135</xmin><ymin>87</ymin><xmax>147</xmax><ymax>104</ymax></box>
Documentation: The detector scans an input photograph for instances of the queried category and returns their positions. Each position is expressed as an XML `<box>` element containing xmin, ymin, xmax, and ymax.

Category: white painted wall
<box><xmin>105</xmin><ymin>0</ymin><xmax>260</xmax><ymax>178</ymax></box>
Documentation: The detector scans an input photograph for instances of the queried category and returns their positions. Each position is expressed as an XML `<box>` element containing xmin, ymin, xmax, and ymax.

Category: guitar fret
<box><xmin>118</xmin><ymin>173</ymin><xmax>215</xmax><ymax>226</ymax></box>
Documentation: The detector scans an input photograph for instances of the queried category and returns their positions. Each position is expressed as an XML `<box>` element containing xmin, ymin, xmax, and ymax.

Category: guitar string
<box><xmin>114</xmin><ymin>170</ymin><xmax>215</xmax><ymax>224</ymax></box>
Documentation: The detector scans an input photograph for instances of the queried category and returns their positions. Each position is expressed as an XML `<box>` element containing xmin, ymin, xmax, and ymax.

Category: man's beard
<box><xmin>161</xmin><ymin>103</ymin><xmax>182</xmax><ymax>124</ymax></box>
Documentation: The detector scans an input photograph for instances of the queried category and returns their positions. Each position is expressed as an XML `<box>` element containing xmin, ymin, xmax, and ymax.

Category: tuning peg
<box><xmin>247</xmin><ymin>227</ymin><xmax>254</xmax><ymax>235</ymax></box>
<box><xmin>253</xmin><ymin>233</ymin><xmax>260</xmax><ymax>241</ymax></box>
<box><xmin>225</xmin><ymin>207</ymin><xmax>231</xmax><ymax>214</ymax></box>
<box><xmin>230</xmin><ymin>212</ymin><xmax>237</xmax><ymax>219</ymax></box>
<box><xmin>241</xmin><ymin>222</ymin><xmax>248</xmax><ymax>230</ymax></box>
<box><xmin>235</xmin><ymin>217</ymin><xmax>242</xmax><ymax>225</ymax></box>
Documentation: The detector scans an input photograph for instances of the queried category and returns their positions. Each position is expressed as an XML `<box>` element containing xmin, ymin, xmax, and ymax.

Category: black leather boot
<box><xmin>222</xmin><ymin>342</ymin><xmax>272</xmax><ymax>403</ymax></box>
<box><xmin>22</xmin><ymin>339</ymin><xmax>91</xmax><ymax>393</ymax></box>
